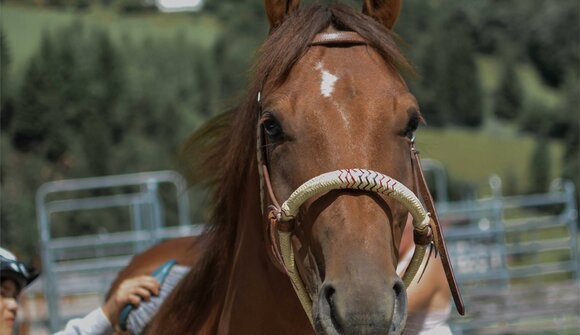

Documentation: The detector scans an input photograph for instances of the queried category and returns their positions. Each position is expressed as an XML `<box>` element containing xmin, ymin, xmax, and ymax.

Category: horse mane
<box><xmin>153</xmin><ymin>4</ymin><xmax>412</xmax><ymax>333</ymax></box>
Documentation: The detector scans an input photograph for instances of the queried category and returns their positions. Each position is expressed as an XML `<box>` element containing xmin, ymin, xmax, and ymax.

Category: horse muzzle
<box><xmin>315</xmin><ymin>275</ymin><xmax>407</xmax><ymax>335</ymax></box>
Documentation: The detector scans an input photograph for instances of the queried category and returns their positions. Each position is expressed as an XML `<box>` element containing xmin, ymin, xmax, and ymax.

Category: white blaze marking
<box><xmin>315</xmin><ymin>63</ymin><xmax>338</xmax><ymax>98</ymax></box>
<box><xmin>333</xmin><ymin>100</ymin><xmax>349</xmax><ymax>126</ymax></box>
<box><xmin>321</xmin><ymin>71</ymin><xmax>338</xmax><ymax>97</ymax></box>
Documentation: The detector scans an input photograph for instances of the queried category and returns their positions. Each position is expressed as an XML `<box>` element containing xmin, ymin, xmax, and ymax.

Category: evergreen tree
<box><xmin>80</xmin><ymin>29</ymin><xmax>126</xmax><ymax>176</ymax></box>
<box><xmin>545</xmin><ymin>73</ymin><xmax>579</xmax><ymax>140</ymax></box>
<box><xmin>0</xmin><ymin>28</ymin><xmax>8</xmax><ymax>79</ymax></box>
<box><xmin>560</xmin><ymin>75</ymin><xmax>579</xmax><ymax>193</ymax></box>
<box><xmin>402</xmin><ymin>0</ymin><xmax>450</xmax><ymax>126</ymax></box>
<box><xmin>529</xmin><ymin>135</ymin><xmax>551</xmax><ymax>194</ymax></box>
<box><xmin>527</xmin><ymin>0</ymin><xmax>579</xmax><ymax>87</ymax></box>
<box><xmin>12</xmin><ymin>32</ymin><xmax>58</xmax><ymax>154</ymax></box>
<box><xmin>414</xmin><ymin>36</ymin><xmax>446</xmax><ymax>126</ymax></box>
<box><xmin>435</xmin><ymin>9</ymin><xmax>483</xmax><ymax>127</ymax></box>
<box><xmin>494</xmin><ymin>58</ymin><xmax>522</xmax><ymax>121</ymax></box>
<box><xmin>519</xmin><ymin>100</ymin><xmax>551</xmax><ymax>135</ymax></box>
<box><xmin>1</xmin><ymin>28</ymin><xmax>14</xmax><ymax>130</ymax></box>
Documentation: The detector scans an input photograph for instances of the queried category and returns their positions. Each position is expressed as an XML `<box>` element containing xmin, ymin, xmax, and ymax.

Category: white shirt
<box><xmin>397</xmin><ymin>246</ymin><xmax>453</xmax><ymax>335</ymax></box>
<box><xmin>53</xmin><ymin>308</ymin><xmax>114</xmax><ymax>335</ymax></box>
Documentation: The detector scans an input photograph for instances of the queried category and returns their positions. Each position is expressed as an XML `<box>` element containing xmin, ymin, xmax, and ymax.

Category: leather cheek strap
<box><xmin>411</xmin><ymin>145</ymin><xmax>465</xmax><ymax>316</ymax></box>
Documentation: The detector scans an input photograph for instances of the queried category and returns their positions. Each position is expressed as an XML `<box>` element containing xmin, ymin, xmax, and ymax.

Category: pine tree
<box><xmin>80</xmin><ymin>29</ymin><xmax>126</xmax><ymax>176</ymax></box>
<box><xmin>494</xmin><ymin>58</ymin><xmax>522</xmax><ymax>121</ymax></box>
<box><xmin>0</xmin><ymin>29</ymin><xmax>9</xmax><ymax>80</ymax></box>
<box><xmin>1</xmin><ymin>28</ymin><xmax>14</xmax><ymax>130</ymax></box>
<box><xmin>529</xmin><ymin>135</ymin><xmax>551</xmax><ymax>194</ymax></box>
<box><xmin>519</xmin><ymin>100</ymin><xmax>551</xmax><ymax>135</ymax></box>
<box><xmin>12</xmin><ymin>32</ymin><xmax>57</xmax><ymax>153</ymax></box>
<box><xmin>560</xmin><ymin>75</ymin><xmax>579</xmax><ymax>192</ymax></box>
<box><xmin>414</xmin><ymin>36</ymin><xmax>446</xmax><ymax>126</ymax></box>
<box><xmin>434</xmin><ymin>9</ymin><xmax>483</xmax><ymax>127</ymax></box>
<box><xmin>527</xmin><ymin>0</ymin><xmax>579</xmax><ymax>87</ymax></box>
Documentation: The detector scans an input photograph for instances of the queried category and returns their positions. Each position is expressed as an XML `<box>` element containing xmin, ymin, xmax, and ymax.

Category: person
<box><xmin>0</xmin><ymin>281</ymin><xmax>18</xmax><ymax>335</ymax></box>
<box><xmin>0</xmin><ymin>247</ymin><xmax>160</xmax><ymax>335</ymax></box>
<box><xmin>397</xmin><ymin>218</ymin><xmax>453</xmax><ymax>335</ymax></box>
<box><xmin>0</xmin><ymin>247</ymin><xmax>39</xmax><ymax>335</ymax></box>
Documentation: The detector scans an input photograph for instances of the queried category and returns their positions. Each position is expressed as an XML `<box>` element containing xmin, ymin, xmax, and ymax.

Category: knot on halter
<box><xmin>268</xmin><ymin>205</ymin><xmax>294</xmax><ymax>232</ymax></box>
<box><xmin>413</xmin><ymin>214</ymin><xmax>433</xmax><ymax>247</ymax></box>
<box><xmin>419</xmin><ymin>213</ymin><xmax>431</xmax><ymax>230</ymax></box>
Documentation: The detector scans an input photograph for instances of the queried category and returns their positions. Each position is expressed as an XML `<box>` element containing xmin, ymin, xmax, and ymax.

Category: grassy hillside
<box><xmin>1</xmin><ymin>5</ymin><xmax>220</xmax><ymax>80</ymax></box>
<box><xmin>418</xmin><ymin>128</ymin><xmax>563</xmax><ymax>195</ymax></box>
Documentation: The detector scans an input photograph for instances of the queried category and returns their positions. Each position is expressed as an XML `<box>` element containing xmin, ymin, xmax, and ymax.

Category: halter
<box><xmin>256</xmin><ymin>31</ymin><xmax>465</xmax><ymax>326</ymax></box>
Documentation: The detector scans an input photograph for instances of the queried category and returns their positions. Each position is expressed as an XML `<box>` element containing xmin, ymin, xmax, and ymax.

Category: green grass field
<box><xmin>1</xmin><ymin>4</ymin><xmax>565</xmax><ymax>194</ymax></box>
<box><xmin>1</xmin><ymin>4</ymin><xmax>220</xmax><ymax>79</ymax></box>
<box><xmin>417</xmin><ymin>127</ymin><xmax>563</xmax><ymax>194</ymax></box>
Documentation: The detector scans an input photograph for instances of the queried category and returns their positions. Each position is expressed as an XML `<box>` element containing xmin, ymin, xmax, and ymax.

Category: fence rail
<box><xmin>440</xmin><ymin>176</ymin><xmax>579</xmax><ymax>334</ymax></box>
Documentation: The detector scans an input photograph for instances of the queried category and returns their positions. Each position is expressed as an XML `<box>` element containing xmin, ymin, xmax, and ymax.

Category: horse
<box><xmin>109</xmin><ymin>1</ymin><xmax>464</xmax><ymax>334</ymax></box>
<box><xmin>106</xmin><ymin>236</ymin><xmax>198</xmax><ymax>295</ymax></box>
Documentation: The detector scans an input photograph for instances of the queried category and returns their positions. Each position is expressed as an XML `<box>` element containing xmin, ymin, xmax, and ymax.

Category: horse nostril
<box><xmin>390</xmin><ymin>278</ymin><xmax>407</xmax><ymax>333</ymax></box>
<box><xmin>321</xmin><ymin>284</ymin><xmax>343</xmax><ymax>333</ymax></box>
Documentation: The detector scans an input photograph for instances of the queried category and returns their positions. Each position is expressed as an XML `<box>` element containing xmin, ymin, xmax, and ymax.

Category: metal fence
<box><xmin>35</xmin><ymin>171</ymin><xmax>203</xmax><ymax>332</ymax></box>
<box><xmin>439</xmin><ymin>176</ymin><xmax>579</xmax><ymax>334</ymax></box>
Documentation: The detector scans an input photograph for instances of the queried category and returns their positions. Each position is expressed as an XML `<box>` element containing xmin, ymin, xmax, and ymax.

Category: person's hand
<box><xmin>102</xmin><ymin>275</ymin><xmax>160</xmax><ymax>327</ymax></box>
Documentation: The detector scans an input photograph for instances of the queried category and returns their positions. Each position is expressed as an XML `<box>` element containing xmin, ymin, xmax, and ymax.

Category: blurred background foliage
<box><xmin>0</xmin><ymin>0</ymin><xmax>578</xmax><ymax>263</ymax></box>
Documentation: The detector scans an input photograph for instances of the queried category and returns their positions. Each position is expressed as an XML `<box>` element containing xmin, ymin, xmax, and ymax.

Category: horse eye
<box><xmin>405</xmin><ymin>115</ymin><xmax>420</xmax><ymax>140</ymax></box>
<box><xmin>263</xmin><ymin>118</ymin><xmax>283</xmax><ymax>139</ymax></box>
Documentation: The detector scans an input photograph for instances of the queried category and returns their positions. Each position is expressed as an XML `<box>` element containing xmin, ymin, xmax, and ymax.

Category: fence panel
<box><xmin>441</xmin><ymin>178</ymin><xmax>579</xmax><ymax>334</ymax></box>
<box><xmin>35</xmin><ymin>171</ymin><xmax>203</xmax><ymax>332</ymax></box>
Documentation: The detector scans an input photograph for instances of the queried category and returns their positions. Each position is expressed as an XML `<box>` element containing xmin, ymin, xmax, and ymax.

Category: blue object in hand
<box><xmin>118</xmin><ymin>259</ymin><xmax>177</xmax><ymax>331</ymax></box>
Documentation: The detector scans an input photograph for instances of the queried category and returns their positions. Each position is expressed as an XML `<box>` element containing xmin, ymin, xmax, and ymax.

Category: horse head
<box><xmin>259</xmin><ymin>1</ymin><xmax>422</xmax><ymax>334</ymax></box>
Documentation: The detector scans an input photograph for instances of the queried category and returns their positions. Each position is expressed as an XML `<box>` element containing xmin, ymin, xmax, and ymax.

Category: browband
<box><xmin>310</xmin><ymin>31</ymin><xmax>367</xmax><ymax>46</ymax></box>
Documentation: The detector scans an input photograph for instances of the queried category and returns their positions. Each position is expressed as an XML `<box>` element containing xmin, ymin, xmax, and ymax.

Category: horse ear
<box><xmin>362</xmin><ymin>0</ymin><xmax>402</xmax><ymax>30</ymax></box>
<box><xmin>264</xmin><ymin>0</ymin><xmax>301</xmax><ymax>31</ymax></box>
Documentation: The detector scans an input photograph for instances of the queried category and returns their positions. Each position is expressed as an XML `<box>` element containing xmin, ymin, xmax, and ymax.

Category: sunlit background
<box><xmin>1</xmin><ymin>0</ymin><xmax>578</xmax><ymax>334</ymax></box>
